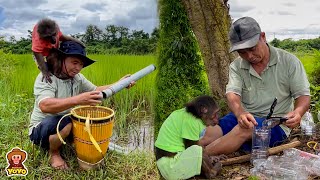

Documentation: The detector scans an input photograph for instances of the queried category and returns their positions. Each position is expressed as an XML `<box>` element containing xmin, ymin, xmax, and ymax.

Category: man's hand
<box><xmin>75</xmin><ymin>91</ymin><xmax>103</xmax><ymax>106</ymax></box>
<box><xmin>237</xmin><ymin>112</ymin><xmax>257</xmax><ymax>129</ymax></box>
<box><xmin>284</xmin><ymin>110</ymin><xmax>302</xmax><ymax>128</ymax></box>
<box><xmin>284</xmin><ymin>95</ymin><xmax>310</xmax><ymax>128</ymax></box>
<box><xmin>41</xmin><ymin>70</ymin><xmax>53</xmax><ymax>83</ymax></box>
<box><xmin>119</xmin><ymin>74</ymin><xmax>136</xmax><ymax>89</ymax></box>
<box><xmin>226</xmin><ymin>93</ymin><xmax>257</xmax><ymax>129</ymax></box>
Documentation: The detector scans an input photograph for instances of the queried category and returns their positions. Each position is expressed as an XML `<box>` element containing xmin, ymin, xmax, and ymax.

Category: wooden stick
<box><xmin>220</xmin><ymin>140</ymin><xmax>302</xmax><ymax>165</ymax></box>
<box><xmin>268</xmin><ymin>140</ymin><xmax>301</xmax><ymax>154</ymax></box>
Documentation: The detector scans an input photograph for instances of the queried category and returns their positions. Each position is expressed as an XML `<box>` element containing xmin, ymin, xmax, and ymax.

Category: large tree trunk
<box><xmin>182</xmin><ymin>0</ymin><xmax>236</xmax><ymax>99</ymax></box>
<box><xmin>155</xmin><ymin>0</ymin><xmax>211</xmax><ymax>136</ymax></box>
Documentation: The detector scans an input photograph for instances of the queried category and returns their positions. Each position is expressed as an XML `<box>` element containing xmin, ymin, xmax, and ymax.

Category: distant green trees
<box><xmin>270</xmin><ymin>37</ymin><xmax>320</xmax><ymax>52</ymax></box>
<box><xmin>2</xmin><ymin>27</ymin><xmax>320</xmax><ymax>55</ymax></box>
<box><xmin>70</xmin><ymin>24</ymin><xmax>159</xmax><ymax>55</ymax></box>
<box><xmin>0</xmin><ymin>25</ymin><xmax>159</xmax><ymax>55</ymax></box>
<box><xmin>0</xmin><ymin>30</ymin><xmax>33</xmax><ymax>54</ymax></box>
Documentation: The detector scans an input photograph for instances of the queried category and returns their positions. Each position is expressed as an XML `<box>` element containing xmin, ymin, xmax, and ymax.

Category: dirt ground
<box><xmin>206</xmin><ymin>124</ymin><xmax>320</xmax><ymax>180</ymax></box>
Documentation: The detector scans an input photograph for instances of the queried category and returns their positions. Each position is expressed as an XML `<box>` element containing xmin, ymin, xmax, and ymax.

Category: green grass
<box><xmin>1</xmin><ymin>144</ymin><xmax>158</xmax><ymax>179</ymax></box>
<box><xmin>0</xmin><ymin>51</ymin><xmax>159</xmax><ymax>179</ymax></box>
<box><xmin>296</xmin><ymin>52</ymin><xmax>317</xmax><ymax>76</ymax></box>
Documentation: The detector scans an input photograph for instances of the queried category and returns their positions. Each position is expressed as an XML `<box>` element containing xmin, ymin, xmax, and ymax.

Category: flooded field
<box><xmin>111</xmin><ymin>116</ymin><xmax>155</xmax><ymax>153</ymax></box>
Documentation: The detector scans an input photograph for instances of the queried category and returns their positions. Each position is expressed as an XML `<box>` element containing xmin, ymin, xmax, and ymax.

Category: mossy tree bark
<box><xmin>155</xmin><ymin>0</ymin><xmax>209</xmax><ymax>135</ymax></box>
<box><xmin>181</xmin><ymin>0</ymin><xmax>236</xmax><ymax>99</ymax></box>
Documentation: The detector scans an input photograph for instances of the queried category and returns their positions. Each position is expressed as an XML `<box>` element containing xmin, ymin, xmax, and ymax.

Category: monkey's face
<box><xmin>41</xmin><ymin>32</ymin><xmax>57</xmax><ymax>45</ymax></box>
<box><xmin>49</xmin><ymin>35</ymin><xmax>56</xmax><ymax>44</ymax></box>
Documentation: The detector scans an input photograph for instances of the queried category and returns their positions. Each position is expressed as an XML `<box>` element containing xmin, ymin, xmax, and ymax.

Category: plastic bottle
<box><xmin>250</xmin><ymin>156</ymin><xmax>309</xmax><ymax>180</ymax></box>
<box><xmin>283</xmin><ymin>148</ymin><xmax>320</xmax><ymax>176</ymax></box>
<box><xmin>301</xmin><ymin>111</ymin><xmax>316</xmax><ymax>141</ymax></box>
<box><xmin>251</xmin><ymin>126</ymin><xmax>271</xmax><ymax>163</ymax></box>
<box><xmin>283</xmin><ymin>148</ymin><xmax>320</xmax><ymax>159</ymax></box>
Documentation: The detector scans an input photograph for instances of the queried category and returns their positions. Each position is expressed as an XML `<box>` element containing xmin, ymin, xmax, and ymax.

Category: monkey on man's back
<box><xmin>32</xmin><ymin>18</ymin><xmax>85</xmax><ymax>83</ymax></box>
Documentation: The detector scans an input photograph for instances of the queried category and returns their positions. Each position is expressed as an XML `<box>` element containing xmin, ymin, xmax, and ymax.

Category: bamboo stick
<box><xmin>220</xmin><ymin>140</ymin><xmax>302</xmax><ymax>165</ymax></box>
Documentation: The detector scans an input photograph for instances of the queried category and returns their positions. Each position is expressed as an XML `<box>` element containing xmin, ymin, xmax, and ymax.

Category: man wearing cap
<box><xmin>201</xmin><ymin>17</ymin><xmax>310</xmax><ymax>155</ymax></box>
<box><xmin>29</xmin><ymin>41</ymin><xmax>133</xmax><ymax>170</ymax></box>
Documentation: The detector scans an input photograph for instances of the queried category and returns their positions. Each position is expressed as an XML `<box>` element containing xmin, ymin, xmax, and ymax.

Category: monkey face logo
<box><xmin>5</xmin><ymin>147</ymin><xmax>28</xmax><ymax>176</ymax></box>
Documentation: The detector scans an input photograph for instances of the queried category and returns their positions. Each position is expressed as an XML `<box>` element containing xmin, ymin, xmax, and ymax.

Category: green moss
<box><xmin>155</xmin><ymin>0</ymin><xmax>209</xmax><ymax>136</ymax></box>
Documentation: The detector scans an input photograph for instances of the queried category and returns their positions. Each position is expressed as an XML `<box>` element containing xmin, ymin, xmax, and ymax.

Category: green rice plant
<box><xmin>296</xmin><ymin>52</ymin><xmax>316</xmax><ymax>77</ymax></box>
<box><xmin>2</xmin><ymin>54</ymin><xmax>38</xmax><ymax>96</ymax></box>
<box><xmin>82</xmin><ymin>54</ymin><xmax>156</xmax><ymax>135</ymax></box>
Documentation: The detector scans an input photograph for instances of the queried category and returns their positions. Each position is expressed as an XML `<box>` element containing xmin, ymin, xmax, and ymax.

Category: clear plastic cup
<box><xmin>251</xmin><ymin>126</ymin><xmax>271</xmax><ymax>163</ymax></box>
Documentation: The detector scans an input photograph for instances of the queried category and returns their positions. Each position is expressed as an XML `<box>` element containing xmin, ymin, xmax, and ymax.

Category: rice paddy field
<box><xmin>296</xmin><ymin>51</ymin><xmax>317</xmax><ymax>76</ymax></box>
<box><xmin>0</xmin><ymin>51</ymin><xmax>159</xmax><ymax>179</ymax></box>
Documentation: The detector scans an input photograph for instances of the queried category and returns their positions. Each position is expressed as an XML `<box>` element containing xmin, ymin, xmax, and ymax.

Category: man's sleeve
<box><xmin>34</xmin><ymin>74</ymin><xmax>56</xmax><ymax>106</ymax></box>
<box><xmin>226</xmin><ymin>62</ymin><xmax>243</xmax><ymax>96</ymax></box>
<box><xmin>79</xmin><ymin>74</ymin><xmax>97</xmax><ymax>93</ymax></box>
<box><xmin>289</xmin><ymin>56</ymin><xmax>310</xmax><ymax>99</ymax></box>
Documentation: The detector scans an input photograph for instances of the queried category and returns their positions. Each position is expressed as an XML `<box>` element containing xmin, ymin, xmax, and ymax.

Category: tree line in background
<box><xmin>0</xmin><ymin>24</ymin><xmax>159</xmax><ymax>55</ymax></box>
<box><xmin>1</xmin><ymin>24</ymin><xmax>320</xmax><ymax>55</ymax></box>
<box><xmin>270</xmin><ymin>37</ymin><xmax>320</xmax><ymax>52</ymax></box>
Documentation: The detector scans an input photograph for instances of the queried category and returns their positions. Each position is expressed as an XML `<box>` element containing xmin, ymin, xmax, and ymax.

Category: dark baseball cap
<box><xmin>229</xmin><ymin>17</ymin><xmax>261</xmax><ymax>52</ymax></box>
<box><xmin>56</xmin><ymin>41</ymin><xmax>95</xmax><ymax>68</ymax></box>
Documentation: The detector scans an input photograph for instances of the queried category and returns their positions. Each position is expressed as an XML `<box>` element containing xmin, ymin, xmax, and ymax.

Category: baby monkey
<box><xmin>32</xmin><ymin>18</ymin><xmax>85</xmax><ymax>83</ymax></box>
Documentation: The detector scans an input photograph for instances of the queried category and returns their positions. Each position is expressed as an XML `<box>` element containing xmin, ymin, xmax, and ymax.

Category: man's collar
<box><xmin>268</xmin><ymin>45</ymin><xmax>278</xmax><ymax>66</ymax></box>
<box><xmin>239</xmin><ymin>58</ymin><xmax>250</xmax><ymax>69</ymax></box>
<box><xmin>60</xmin><ymin>74</ymin><xmax>81</xmax><ymax>82</ymax></box>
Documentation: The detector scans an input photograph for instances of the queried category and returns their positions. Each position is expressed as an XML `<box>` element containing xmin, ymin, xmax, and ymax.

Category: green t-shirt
<box><xmin>155</xmin><ymin>108</ymin><xmax>206</xmax><ymax>153</ymax></box>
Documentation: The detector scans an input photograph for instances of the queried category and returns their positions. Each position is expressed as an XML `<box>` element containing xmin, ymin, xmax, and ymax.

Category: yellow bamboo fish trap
<box><xmin>70</xmin><ymin>106</ymin><xmax>114</xmax><ymax>170</ymax></box>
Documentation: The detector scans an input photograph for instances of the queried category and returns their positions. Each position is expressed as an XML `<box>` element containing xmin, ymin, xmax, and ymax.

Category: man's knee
<box><xmin>233</xmin><ymin>124</ymin><xmax>253</xmax><ymax>140</ymax></box>
<box><xmin>60</xmin><ymin>123</ymin><xmax>72</xmax><ymax>137</ymax></box>
<box><xmin>48</xmin><ymin>123</ymin><xmax>72</xmax><ymax>145</ymax></box>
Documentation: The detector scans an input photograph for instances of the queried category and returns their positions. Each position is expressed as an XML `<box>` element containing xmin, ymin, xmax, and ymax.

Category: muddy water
<box><xmin>127</xmin><ymin>119</ymin><xmax>154</xmax><ymax>152</ymax></box>
<box><xmin>111</xmin><ymin>116</ymin><xmax>154</xmax><ymax>153</ymax></box>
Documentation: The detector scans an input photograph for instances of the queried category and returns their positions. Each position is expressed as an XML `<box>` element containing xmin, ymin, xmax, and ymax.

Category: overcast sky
<box><xmin>0</xmin><ymin>0</ymin><xmax>319</xmax><ymax>41</ymax></box>
<box><xmin>0</xmin><ymin>0</ymin><xmax>158</xmax><ymax>40</ymax></box>
<box><xmin>229</xmin><ymin>0</ymin><xmax>320</xmax><ymax>41</ymax></box>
